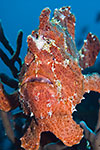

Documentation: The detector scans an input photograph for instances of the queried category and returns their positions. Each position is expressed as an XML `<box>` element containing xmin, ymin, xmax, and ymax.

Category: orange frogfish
<box><xmin>19</xmin><ymin>6</ymin><xmax>100</xmax><ymax>150</ymax></box>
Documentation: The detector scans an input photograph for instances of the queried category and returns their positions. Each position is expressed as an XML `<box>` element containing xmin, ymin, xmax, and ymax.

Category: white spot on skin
<box><xmin>91</xmin><ymin>34</ymin><xmax>94</xmax><ymax>38</ymax></box>
<box><xmin>34</xmin><ymin>96</ymin><xmax>39</xmax><ymax>101</ymax></box>
<box><xmin>74</xmin><ymin>93</ymin><xmax>77</xmax><ymax>96</ymax></box>
<box><xmin>85</xmin><ymin>63</ymin><xmax>88</xmax><ymax>66</ymax></box>
<box><xmin>74</xmin><ymin>58</ymin><xmax>78</xmax><ymax>63</ymax></box>
<box><xmin>55</xmin><ymin>80</ymin><xmax>62</xmax><ymax>88</ymax></box>
<box><xmin>60</xmin><ymin>14</ymin><xmax>66</xmax><ymax>20</ymax></box>
<box><xmin>51</xmin><ymin>63</ymin><xmax>55</xmax><ymax>72</ymax></box>
<box><xmin>51</xmin><ymin>94</ymin><xmax>55</xmax><ymax>97</ymax></box>
<box><xmin>42</xmin><ymin>42</ymin><xmax>51</xmax><ymax>53</ymax></box>
<box><xmin>34</xmin><ymin>92</ymin><xmax>40</xmax><ymax>101</ymax></box>
<box><xmin>18</xmin><ymin>88</ymin><xmax>21</xmax><ymax>93</ymax></box>
<box><xmin>71</xmin><ymin>104</ymin><xmax>76</xmax><ymax>112</ymax></box>
<box><xmin>73</xmin><ymin>22</ymin><xmax>76</xmax><ymax>26</ymax></box>
<box><xmin>31</xmin><ymin>35</ymin><xmax>46</xmax><ymax>50</ymax></box>
<box><xmin>55</xmin><ymin>79</ymin><xmax>62</xmax><ymax>99</ymax></box>
<box><xmin>93</xmin><ymin>37</ymin><xmax>96</xmax><ymax>41</ymax></box>
<box><xmin>84</xmin><ymin>39</ymin><xmax>87</xmax><ymax>43</ymax></box>
<box><xmin>55</xmin><ymin>59</ymin><xmax>62</xmax><ymax>65</ymax></box>
<box><xmin>80</xmin><ymin>54</ymin><xmax>85</xmax><ymax>59</ymax></box>
<box><xmin>91</xmin><ymin>34</ymin><xmax>96</xmax><ymax>41</ymax></box>
<box><xmin>30</xmin><ymin>112</ymin><xmax>34</xmax><ymax>117</ymax></box>
<box><xmin>47</xmin><ymin>99</ymin><xmax>50</xmax><ymax>102</ymax></box>
<box><xmin>63</xmin><ymin>35</ymin><xmax>68</xmax><ymax>51</ymax></box>
<box><xmin>47</xmin><ymin>103</ymin><xmax>51</xmax><ymax>107</ymax></box>
<box><xmin>68</xmin><ymin>14</ymin><xmax>71</xmax><ymax>17</ymax></box>
<box><xmin>68</xmin><ymin>96</ymin><xmax>74</xmax><ymax>101</ymax></box>
<box><xmin>85</xmin><ymin>78</ymin><xmax>89</xmax><ymax>82</ymax></box>
<box><xmin>47</xmin><ymin>61</ymin><xmax>51</xmax><ymax>65</ymax></box>
<box><xmin>87</xmin><ymin>90</ymin><xmax>90</xmax><ymax>93</ymax></box>
<box><xmin>33</xmin><ymin>127</ymin><xmax>36</xmax><ymax>130</ymax></box>
<box><xmin>42</xmin><ymin>38</ymin><xmax>57</xmax><ymax>53</ymax></box>
<box><xmin>48</xmin><ymin>111</ymin><xmax>52</xmax><ymax>117</ymax></box>
<box><xmin>81</xmin><ymin>67</ymin><xmax>84</xmax><ymax>71</ymax></box>
<box><xmin>40</xmin><ymin>113</ymin><xmax>44</xmax><ymax>119</ymax></box>
<box><xmin>82</xmin><ymin>96</ymin><xmax>85</xmax><ymax>100</ymax></box>
<box><xmin>34</xmin><ymin>58</ymin><xmax>42</xmax><ymax>75</ymax></box>
<box><xmin>83</xmin><ymin>75</ymin><xmax>87</xmax><ymax>79</ymax></box>
<box><xmin>55</xmin><ymin>8</ymin><xmax>57</xmax><ymax>11</ymax></box>
<box><xmin>63</xmin><ymin>59</ymin><xmax>69</xmax><ymax>67</ymax></box>
<box><xmin>89</xmin><ymin>32</ymin><xmax>92</xmax><ymax>35</ymax></box>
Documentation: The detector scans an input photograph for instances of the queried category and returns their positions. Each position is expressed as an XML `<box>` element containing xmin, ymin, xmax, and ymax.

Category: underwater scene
<box><xmin>0</xmin><ymin>0</ymin><xmax>100</xmax><ymax>149</ymax></box>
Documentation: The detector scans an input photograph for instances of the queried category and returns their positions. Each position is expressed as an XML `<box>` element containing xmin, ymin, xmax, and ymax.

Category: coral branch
<box><xmin>0</xmin><ymin>20</ymin><xmax>14</xmax><ymax>55</ymax></box>
<box><xmin>95</xmin><ymin>99</ymin><xmax>100</xmax><ymax>132</ymax></box>
<box><xmin>0</xmin><ymin>48</ymin><xmax>19</xmax><ymax>78</ymax></box>
<box><xmin>0</xmin><ymin>73</ymin><xmax>18</xmax><ymax>89</ymax></box>
<box><xmin>80</xmin><ymin>98</ymin><xmax>100</xmax><ymax>150</ymax></box>
<box><xmin>0</xmin><ymin>111</ymin><xmax>15</xmax><ymax>143</ymax></box>
<box><xmin>0</xmin><ymin>21</ymin><xmax>23</xmax><ymax>78</ymax></box>
<box><xmin>11</xmin><ymin>30</ymin><xmax>23</xmax><ymax>70</ymax></box>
